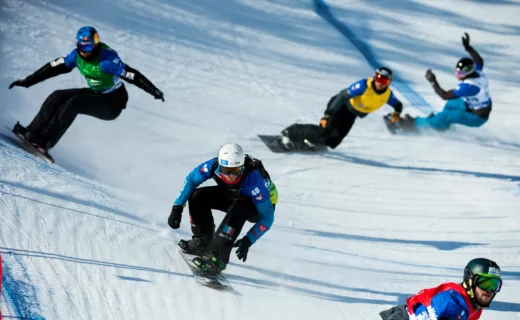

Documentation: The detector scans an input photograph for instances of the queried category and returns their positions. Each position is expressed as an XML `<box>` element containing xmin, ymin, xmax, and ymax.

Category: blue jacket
<box><xmin>406</xmin><ymin>282</ymin><xmax>482</xmax><ymax>320</ymax></box>
<box><xmin>174</xmin><ymin>157</ymin><xmax>276</xmax><ymax>244</ymax></box>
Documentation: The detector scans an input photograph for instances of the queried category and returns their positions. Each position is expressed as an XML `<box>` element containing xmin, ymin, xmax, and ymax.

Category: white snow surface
<box><xmin>1</xmin><ymin>0</ymin><xmax>519</xmax><ymax>319</ymax></box>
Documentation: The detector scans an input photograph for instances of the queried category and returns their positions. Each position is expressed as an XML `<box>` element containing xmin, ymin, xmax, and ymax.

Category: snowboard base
<box><xmin>258</xmin><ymin>135</ymin><xmax>327</xmax><ymax>153</ymax></box>
<box><xmin>176</xmin><ymin>245</ymin><xmax>232</xmax><ymax>291</ymax></box>
<box><xmin>4</xmin><ymin>125</ymin><xmax>55</xmax><ymax>163</ymax></box>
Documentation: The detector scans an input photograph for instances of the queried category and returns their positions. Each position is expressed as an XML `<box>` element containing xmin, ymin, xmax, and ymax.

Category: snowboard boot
<box><xmin>192</xmin><ymin>255</ymin><xmax>227</xmax><ymax>274</ymax></box>
<box><xmin>12</xmin><ymin>122</ymin><xmax>28</xmax><ymax>137</ymax></box>
<box><xmin>280</xmin><ymin>130</ymin><xmax>296</xmax><ymax>150</ymax></box>
<box><xmin>13</xmin><ymin>122</ymin><xmax>50</xmax><ymax>154</ymax></box>
<box><xmin>178</xmin><ymin>236</ymin><xmax>211</xmax><ymax>256</ymax></box>
<box><xmin>24</xmin><ymin>131</ymin><xmax>50</xmax><ymax>154</ymax></box>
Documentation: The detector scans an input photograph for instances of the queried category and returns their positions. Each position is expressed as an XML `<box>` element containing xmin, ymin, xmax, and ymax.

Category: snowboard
<box><xmin>4</xmin><ymin>126</ymin><xmax>55</xmax><ymax>163</ymax></box>
<box><xmin>383</xmin><ymin>115</ymin><xmax>418</xmax><ymax>135</ymax></box>
<box><xmin>383</xmin><ymin>115</ymin><xmax>399</xmax><ymax>135</ymax></box>
<box><xmin>258</xmin><ymin>135</ymin><xmax>327</xmax><ymax>153</ymax></box>
<box><xmin>176</xmin><ymin>245</ymin><xmax>233</xmax><ymax>291</ymax></box>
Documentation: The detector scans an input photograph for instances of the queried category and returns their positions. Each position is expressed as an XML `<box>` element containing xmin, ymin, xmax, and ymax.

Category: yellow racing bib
<box><xmin>350</xmin><ymin>78</ymin><xmax>391</xmax><ymax>114</ymax></box>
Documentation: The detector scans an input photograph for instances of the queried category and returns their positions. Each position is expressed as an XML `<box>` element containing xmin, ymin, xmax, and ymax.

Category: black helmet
<box><xmin>375</xmin><ymin>67</ymin><xmax>393</xmax><ymax>80</ymax></box>
<box><xmin>462</xmin><ymin>258</ymin><xmax>502</xmax><ymax>304</ymax></box>
<box><xmin>455</xmin><ymin>57</ymin><xmax>475</xmax><ymax>79</ymax></box>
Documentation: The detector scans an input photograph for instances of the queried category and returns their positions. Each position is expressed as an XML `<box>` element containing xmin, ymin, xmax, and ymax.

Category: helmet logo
<box><xmin>488</xmin><ymin>266</ymin><xmax>500</xmax><ymax>277</ymax></box>
<box><xmin>378</xmin><ymin>69</ymin><xmax>390</xmax><ymax>77</ymax></box>
<box><xmin>220</xmin><ymin>159</ymin><xmax>229</xmax><ymax>165</ymax></box>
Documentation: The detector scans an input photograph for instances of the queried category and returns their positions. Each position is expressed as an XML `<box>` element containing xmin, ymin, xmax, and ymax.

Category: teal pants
<box><xmin>415</xmin><ymin>99</ymin><xmax>488</xmax><ymax>130</ymax></box>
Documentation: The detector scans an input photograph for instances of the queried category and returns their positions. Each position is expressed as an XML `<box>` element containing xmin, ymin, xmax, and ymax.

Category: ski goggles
<box><xmin>455</xmin><ymin>65</ymin><xmax>474</xmax><ymax>78</ymax></box>
<box><xmin>77</xmin><ymin>42</ymin><xmax>97</xmax><ymax>53</ymax></box>
<box><xmin>455</xmin><ymin>69</ymin><xmax>471</xmax><ymax>78</ymax></box>
<box><xmin>475</xmin><ymin>275</ymin><xmax>502</xmax><ymax>293</ymax></box>
<box><xmin>76</xmin><ymin>34</ymin><xmax>99</xmax><ymax>53</ymax></box>
<box><xmin>218</xmin><ymin>165</ymin><xmax>244</xmax><ymax>176</ymax></box>
<box><xmin>374</xmin><ymin>73</ymin><xmax>391</xmax><ymax>86</ymax></box>
<box><xmin>77</xmin><ymin>45</ymin><xmax>95</xmax><ymax>53</ymax></box>
<box><xmin>218</xmin><ymin>166</ymin><xmax>244</xmax><ymax>184</ymax></box>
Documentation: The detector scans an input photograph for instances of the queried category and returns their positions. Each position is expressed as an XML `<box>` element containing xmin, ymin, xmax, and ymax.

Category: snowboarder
<box><xmin>379</xmin><ymin>258</ymin><xmax>502</xmax><ymax>320</ymax></box>
<box><xmin>8</xmin><ymin>26</ymin><xmax>164</xmax><ymax>155</ymax></box>
<box><xmin>168</xmin><ymin>143</ymin><xmax>278</xmax><ymax>273</ymax></box>
<box><xmin>396</xmin><ymin>33</ymin><xmax>491</xmax><ymax>132</ymax></box>
<box><xmin>280</xmin><ymin>67</ymin><xmax>403</xmax><ymax>150</ymax></box>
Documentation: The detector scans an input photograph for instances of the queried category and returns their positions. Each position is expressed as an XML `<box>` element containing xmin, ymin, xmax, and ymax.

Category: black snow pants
<box><xmin>188</xmin><ymin>186</ymin><xmax>260</xmax><ymax>263</ymax></box>
<box><xmin>27</xmin><ymin>85</ymin><xmax>128</xmax><ymax>148</ymax></box>
<box><xmin>379</xmin><ymin>305</ymin><xmax>409</xmax><ymax>320</ymax></box>
<box><xmin>283</xmin><ymin>88</ymin><xmax>357</xmax><ymax>149</ymax></box>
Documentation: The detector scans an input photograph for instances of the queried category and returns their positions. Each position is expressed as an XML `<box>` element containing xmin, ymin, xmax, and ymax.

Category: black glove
<box><xmin>8</xmin><ymin>79</ymin><xmax>29</xmax><ymax>89</ymax></box>
<box><xmin>153</xmin><ymin>88</ymin><xmax>164</xmax><ymax>102</ymax></box>
<box><xmin>233</xmin><ymin>237</ymin><xmax>252</xmax><ymax>262</ymax></box>
<box><xmin>319</xmin><ymin>115</ymin><xmax>330</xmax><ymax>128</ymax></box>
<box><xmin>168</xmin><ymin>205</ymin><xmax>183</xmax><ymax>229</ymax></box>
<box><xmin>462</xmin><ymin>32</ymin><xmax>470</xmax><ymax>50</ymax></box>
<box><xmin>425</xmin><ymin>69</ymin><xmax>437</xmax><ymax>86</ymax></box>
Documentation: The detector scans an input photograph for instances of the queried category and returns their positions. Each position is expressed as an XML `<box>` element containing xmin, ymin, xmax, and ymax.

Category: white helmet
<box><xmin>217</xmin><ymin>143</ymin><xmax>245</xmax><ymax>184</ymax></box>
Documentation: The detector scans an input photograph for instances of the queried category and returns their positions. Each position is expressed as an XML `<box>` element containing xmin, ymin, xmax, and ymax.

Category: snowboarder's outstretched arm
<box><xmin>462</xmin><ymin>32</ymin><xmax>483</xmax><ymax>68</ymax></box>
<box><xmin>121</xmin><ymin>64</ymin><xmax>164</xmax><ymax>101</ymax></box>
<box><xmin>168</xmin><ymin>158</ymin><xmax>215</xmax><ymax>229</ymax></box>
<box><xmin>387</xmin><ymin>92</ymin><xmax>403</xmax><ymax>114</ymax></box>
<box><xmin>173</xmin><ymin>158</ymin><xmax>215</xmax><ymax>207</ymax></box>
<box><xmin>8</xmin><ymin>57</ymin><xmax>73</xmax><ymax>89</ymax></box>
<box><xmin>425</xmin><ymin>69</ymin><xmax>458</xmax><ymax>100</ymax></box>
<box><xmin>384</xmin><ymin>92</ymin><xmax>403</xmax><ymax>123</ymax></box>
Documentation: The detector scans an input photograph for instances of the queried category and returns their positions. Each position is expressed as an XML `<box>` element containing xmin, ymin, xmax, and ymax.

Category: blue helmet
<box><xmin>75</xmin><ymin>26</ymin><xmax>99</xmax><ymax>53</ymax></box>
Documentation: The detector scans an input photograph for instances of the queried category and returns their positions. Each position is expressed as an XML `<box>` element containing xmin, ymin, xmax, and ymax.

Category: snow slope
<box><xmin>1</xmin><ymin>0</ymin><xmax>519</xmax><ymax>319</ymax></box>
